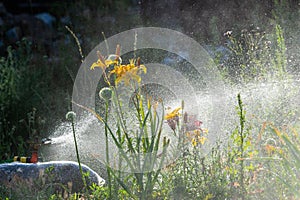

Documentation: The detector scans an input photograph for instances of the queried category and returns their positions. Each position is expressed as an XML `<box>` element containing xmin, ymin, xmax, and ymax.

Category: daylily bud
<box><xmin>167</xmin><ymin>119</ymin><xmax>176</xmax><ymax>131</ymax></box>
<box><xmin>97</xmin><ymin>51</ymin><xmax>106</xmax><ymax>65</ymax></box>
<box><xmin>137</xmin><ymin>57</ymin><xmax>141</xmax><ymax>66</ymax></box>
<box><xmin>115</xmin><ymin>44</ymin><xmax>120</xmax><ymax>57</ymax></box>
<box><xmin>184</xmin><ymin>112</ymin><xmax>188</xmax><ymax>123</ymax></box>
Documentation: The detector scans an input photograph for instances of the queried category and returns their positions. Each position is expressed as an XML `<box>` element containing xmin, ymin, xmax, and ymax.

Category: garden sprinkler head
<box><xmin>41</xmin><ymin>137</ymin><xmax>52</xmax><ymax>145</ymax></box>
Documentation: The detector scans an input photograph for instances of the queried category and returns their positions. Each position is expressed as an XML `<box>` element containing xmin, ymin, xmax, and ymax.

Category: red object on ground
<box><xmin>30</xmin><ymin>152</ymin><xmax>38</xmax><ymax>163</ymax></box>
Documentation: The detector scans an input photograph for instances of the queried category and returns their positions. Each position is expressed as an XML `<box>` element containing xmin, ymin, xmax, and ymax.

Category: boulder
<box><xmin>5</xmin><ymin>26</ymin><xmax>22</xmax><ymax>43</ymax></box>
<box><xmin>0</xmin><ymin>161</ymin><xmax>105</xmax><ymax>198</ymax></box>
<box><xmin>35</xmin><ymin>12</ymin><xmax>56</xmax><ymax>28</ymax></box>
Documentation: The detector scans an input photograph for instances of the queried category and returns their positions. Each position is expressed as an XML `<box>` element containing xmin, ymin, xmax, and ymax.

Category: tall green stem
<box><xmin>71</xmin><ymin>117</ymin><xmax>87</xmax><ymax>193</ymax></box>
<box><xmin>105</xmin><ymin>99</ymin><xmax>112</xmax><ymax>199</ymax></box>
<box><xmin>237</xmin><ymin>94</ymin><xmax>246</xmax><ymax>198</ymax></box>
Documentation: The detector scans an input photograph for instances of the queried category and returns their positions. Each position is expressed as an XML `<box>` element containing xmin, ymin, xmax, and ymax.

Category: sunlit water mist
<box><xmin>40</xmin><ymin>78</ymin><xmax>300</xmax><ymax>176</ymax></box>
<box><xmin>40</xmin><ymin>113</ymin><xmax>109</xmax><ymax>178</ymax></box>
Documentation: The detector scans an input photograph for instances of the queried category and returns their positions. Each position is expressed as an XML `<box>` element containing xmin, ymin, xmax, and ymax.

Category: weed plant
<box><xmin>222</xmin><ymin>24</ymin><xmax>288</xmax><ymax>83</ymax></box>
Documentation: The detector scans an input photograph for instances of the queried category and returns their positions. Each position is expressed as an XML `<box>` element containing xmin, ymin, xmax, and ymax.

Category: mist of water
<box><xmin>40</xmin><ymin>72</ymin><xmax>300</xmax><ymax>177</ymax></box>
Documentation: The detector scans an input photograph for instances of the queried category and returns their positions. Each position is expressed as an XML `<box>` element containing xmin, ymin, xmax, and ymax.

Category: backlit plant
<box><xmin>74</xmin><ymin>45</ymin><xmax>172</xmax><ymax>199</ymax></box>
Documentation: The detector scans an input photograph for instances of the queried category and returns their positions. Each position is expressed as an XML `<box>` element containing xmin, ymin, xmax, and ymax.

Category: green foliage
<box><xmin>269</xmin><ymin>126</ymin><xmax>300</xmax><ymax>198</ymax></box>
<box><xmin>166</xmin><ymin>142</ymin><xmax>232</xmax><ymax>199</ymax></box>
<box><xmin>0</xmin><ymin>36</ymin><xmax>66</xmax><ymax>161</ymax></box>
<box><xmin>222</xmin><ymin>23</ymin><xmax>289</xmax><ymax>83</ymax></box>
<box><xmin>272</xmin><ymin>24</ymin><xmax>287</xmax><ymax>78</ymax></box>
<box><xmin>75</xmin><ymin>54</ymin><xmax>170</xmax><ymax>199</ymax></box>
<box><xmin>0</xmin><ymin>39</ymin><xmax>32</xmax><ymax>159</ymax></box>
<box><xmin>227</xmin><ymin>94</ymin><xmax>257</xmax><ymax>199</ymax></box>
<box><xmin>101</xmin><ymin>88</ymin><xmax>169</xmax><ymax>200</ymax></box>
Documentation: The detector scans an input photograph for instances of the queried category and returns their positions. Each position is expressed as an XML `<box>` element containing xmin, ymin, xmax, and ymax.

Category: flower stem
<box><xmin>71</xmin><ymin>117</ymin><xmax>87</xmax><ymax>194</ymax></box>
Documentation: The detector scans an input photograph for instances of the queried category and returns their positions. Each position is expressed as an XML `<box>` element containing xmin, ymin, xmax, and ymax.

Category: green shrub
<box><xmin>0</xmin><ymin>39</ymin><xmax>32</xmax><ymax>159</ymax></box>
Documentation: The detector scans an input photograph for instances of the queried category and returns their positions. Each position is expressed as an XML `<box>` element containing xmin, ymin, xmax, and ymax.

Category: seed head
<box><xmin>99</xmin><ymin>87</ymin><xmax>113</xmax><ymax>101</ymax></box>
<box><xmin>66</xmin><ymin>111</ymin><xmax>76</xmax><ymax>121</ymax></box>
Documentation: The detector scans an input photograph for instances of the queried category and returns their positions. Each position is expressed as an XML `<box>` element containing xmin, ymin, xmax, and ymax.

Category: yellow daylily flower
<box><xmin>186</xmin><ymin>129</ymin><xmax>208</xmax><ymax>147</ymax></box>
<box><xmin>198</xmin><ymin>136</ymin><xmax>207</xmax><ymax>145</ymax></box>
<box><xmin>90</xmin><ymin>47</ymin><xmax>121</xmax><ymax>70</ymax></box>
<box><xmin>90</xmin><ymin>59</ymin><xmax>118</xmax><ymax>70</ymax></box>
<box><xmin>192</xmin><ymin>138</ymin><xmax>197</xmax><ymax>147</ymax></box>
<box><xmin>202</xmin><ymin>128</ymin><xmax>209</xmax><ymax>134</ymax></box>
<box><xmin>194</xmin><ymin>129</ymin><xmax>201</xmax><ymax>137</ymax></box>
<box><xmin>164</xmin><ymin>107</ymin><xmax>181</xmax><ymax>120</ymax></box>
<box><xmin>109</xmin><ymin>59</ymin><xmax>146</xmax><ymax>86</ymax></box>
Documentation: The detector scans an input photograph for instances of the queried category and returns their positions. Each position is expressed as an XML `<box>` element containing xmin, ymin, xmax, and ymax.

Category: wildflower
<box><xmin>204</xmin><ymin>194</ymin><xmax>214</xmax><ymax>200</ymax></box>
<box><xmin>107</xmin><ymin>54</ymin><xmax>122</xmax><ymax>64</ymax></box>
<box><xmin>109</xmin><ymin>58</ymin><xmax>146</xmax><ymax>85</ymax></box>
<box><xmin>90</xmin><ymin>51</ymin><xmax>118</xmax><ymax>70</ymax></box>
<box><xmin>233</xmin><ymin>182</ymin><xmax>240</xmax><ymax>188</ymax></box>
<box><xmin>202</xmin><ymin>128</ymin><xmax>209</xmax><ymax>134</ymax></box>
<box><xmin>66</xmin><ymin>111</ymin><xmax>76</xmax><ymax>121</ymax></box>
<box><xmin>164</xmin><ymin>107</ymin><xmax>181</xmax><ymax>132</ymax></box>
<box><xmin>191</xmin><ymin>138</ymin><xmax>197</xmax><ymax>147</ymax></box>
<box><xmin>198</xmin><ymin>136</ymin><xmax>207</xmax><ymax>145</ymax></box>
<box><xmin>186</xmin><ymin>129</ymin><xmax>208</xmax><ymax>147</ymax></box>
<box><xmin>185</xmin><ymin>114</ymin><xmax>202</xmax><ymax>131</ymax></box>
<box><xmin>90</xmin><ymin>44</ymin><xmax>122</xmax><ymax>70</ymax></box>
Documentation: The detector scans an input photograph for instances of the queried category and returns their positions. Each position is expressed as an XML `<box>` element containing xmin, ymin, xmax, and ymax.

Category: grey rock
<box><xmin>60</xmin><ymin>15</ymin><xmax>71</xmax><ymax>25</ymax></box>
<box><xmin>40</xmin><ymin>139</ymin><xmax>109</xmax><ymax>181</ymax></box>
<box><xmin>5</xmin><ymin>26</ymin><xmax>22</xmax><ymax>43</ymax></box>
<box><xmin>0</xmin><ymin>161</ymin><xmax>105</xmax><ymax>196</ymax></box>
<box><xmin>14</xmin><ymin>13</ymin><xmax>56</xmax><ymax>49</ymax></box>
<box><xmin>35</xmin><ymin>12</ymin><xmax>56</xmax><ymax>28</ymax></box>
